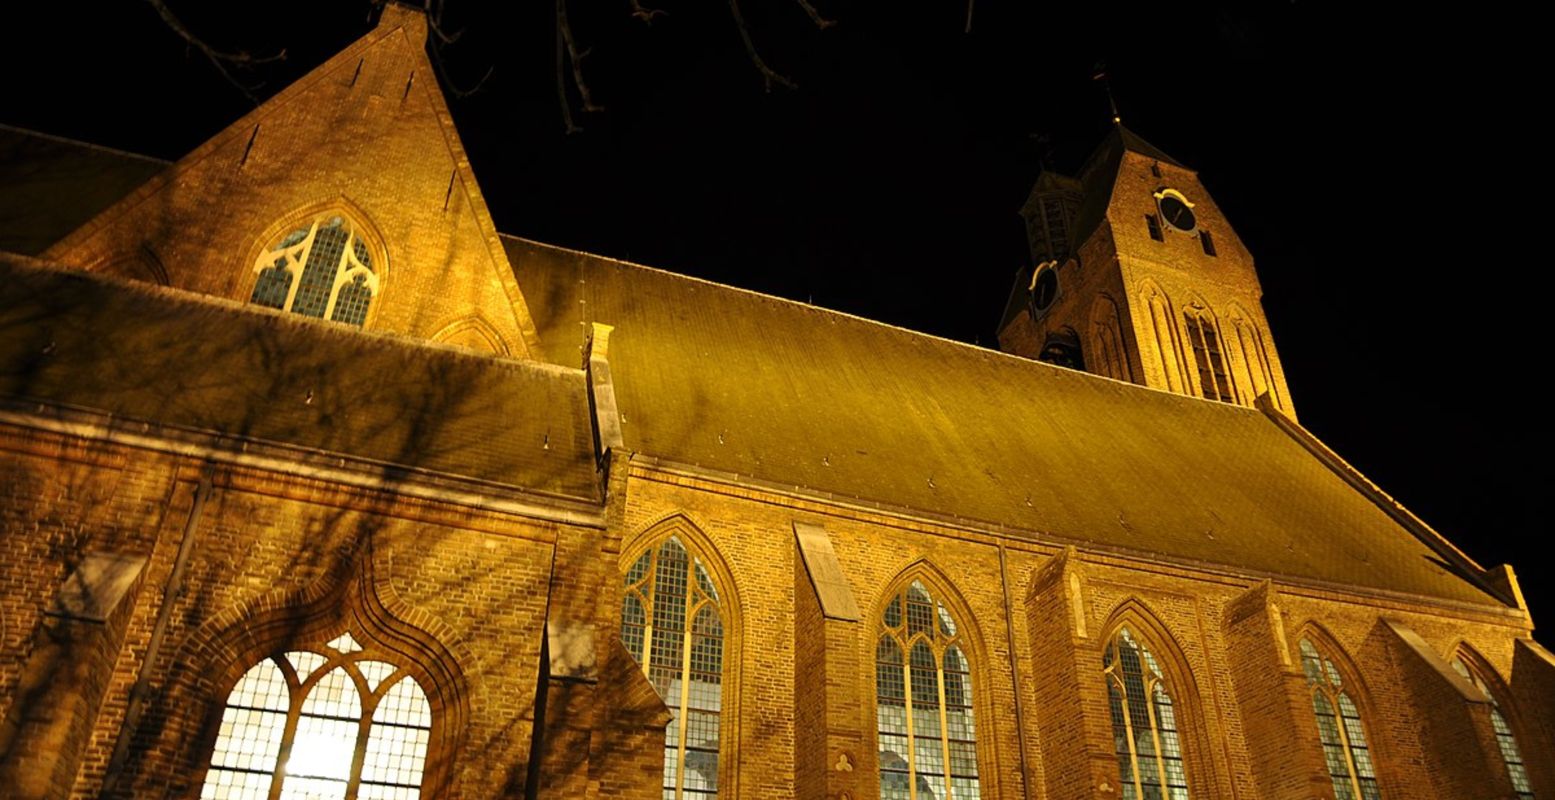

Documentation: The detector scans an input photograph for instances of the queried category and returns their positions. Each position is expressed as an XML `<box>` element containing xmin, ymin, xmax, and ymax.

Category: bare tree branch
<box><xmin>728</xmin><ymin>0</ymin><xmax>796</xmax><ymax>91</ymax></box>
<box><xmin>794</xmin><ymin>0</ymin><xmax>836</xmax><ymax>30</ymax></box>
<box><xmin>628</xmin><ymin>0</ymin><xmax>667</xmax><ymax>25</ymax></box>
<box><xmin>558</xmin><ymin>0</ymin><xmax>603</xmax><ymax>113</ymax></box>
<box><xmin>144</xmin><ymin>0</ymin><xmax>286</xmax><ymax>103</ymax></box>
<box><xmin>424</xmin><ymin>0</ymin><xmax>465</xmax><ymax>45</ymax></box>
<box><xmin>556</xmin><ymin>0</ymin><xmax>580</xmax><ymax>134</ymax></box>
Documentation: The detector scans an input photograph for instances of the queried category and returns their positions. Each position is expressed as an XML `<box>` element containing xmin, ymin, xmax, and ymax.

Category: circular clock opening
<box><xmin>1031</xmin><ymin>267</ymin><xmax>1058</xmax><ymax>313</ymax></box>
<box><xmin>1158</xmin><ymin>193</ymin><xmax>1197</xmax><ymax>233</ymax></box>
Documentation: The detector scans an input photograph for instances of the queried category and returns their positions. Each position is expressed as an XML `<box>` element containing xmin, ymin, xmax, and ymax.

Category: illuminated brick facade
<box><xmin>0</xmin><ymin>6</ymin><xmax>1551</xmax><ymax>800</ymax></box>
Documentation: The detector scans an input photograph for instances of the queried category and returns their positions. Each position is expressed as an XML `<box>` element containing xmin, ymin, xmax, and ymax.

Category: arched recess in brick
<box><xmin>141</xmin><ymin>541</ymin><xmax>474</xmax><ymax>800</ymax></box>
<box><xmin>1224</xmin><ymin>302</ymin><xmax>1281</xmax><ymax>409</ymax></box>
<box><xmin>430</xmin><ymin>314</ymin><xmax>511</xmax><ymax>357</ymax></box>
<box><xmin>1138</xmin><ymin>278</ymin><xmax>1190</xmax><ymax>394</ymax></box>
<box><xmin>864</xmin><ymin>559</ymin><xmax>1000</xmax><ymax>800</ymax></box>
<box><xmin>1089</xmin><ymin>293</ymin><xmax>1132</xmax><ymax>382</ymax></box>
<box><xmin>1098</xmin><ymin>598</ymin><xmax>1220</xmax><ymax>800</ymax></box>
<box><xmin>239</xmin><ymin>196</ymin><xmax>391</xmax><ymax>326</ymax></box>
<box><xmin>618</xmin><ymin>512</ymin><xmax>744</xmax><ymax>800</ymax></box>
<box><xmin>1450</xmin><ymin>642</ymin><xmax>1540</xmax><ymax>798</ymax></box>
<box><xmin>103</xmin><ymin>250</ymin><xmax>170</xmax><ymax>287</ymax></box>
<box><xmin>1293</xmin><ymin>622</ymin><xmax>1387</xmax><ymax>800</ymax></box>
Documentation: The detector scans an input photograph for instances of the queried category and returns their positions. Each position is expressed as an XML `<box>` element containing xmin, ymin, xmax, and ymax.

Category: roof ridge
<box><xmin>499</xmin><ymin>234</ymin><xmax>1262</xmax><ymax>414</ymax></box>
<box><xmin>0</xmin><ymin>122</ymin><xmax>171</xmax><ymax>166</ymax></box>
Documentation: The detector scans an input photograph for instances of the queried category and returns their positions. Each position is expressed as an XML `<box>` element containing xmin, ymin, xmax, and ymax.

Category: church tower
<box><xmin>999</xmin><ymin>126</ymin><xmax>1295</xmax><ymax>416</ymax></box>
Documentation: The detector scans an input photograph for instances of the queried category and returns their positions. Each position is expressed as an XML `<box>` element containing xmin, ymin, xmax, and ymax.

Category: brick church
<box><xmin>0</xmin><ymin>5</ymin><xmax>1549</xmax><ymax>799</ymax></box>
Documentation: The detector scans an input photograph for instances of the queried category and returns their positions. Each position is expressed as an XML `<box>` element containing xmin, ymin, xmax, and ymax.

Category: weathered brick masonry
<box><xmin>0</xmin><ymin>4</ymin><xmax>1551</xmax><ymax>799</ymax></box>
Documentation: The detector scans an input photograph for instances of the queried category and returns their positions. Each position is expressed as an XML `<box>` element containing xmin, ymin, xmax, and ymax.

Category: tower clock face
<box><xmin>1157</xmin><ymin>192</ymin><xmax>1197</xmax><ymax>233</ymax></box>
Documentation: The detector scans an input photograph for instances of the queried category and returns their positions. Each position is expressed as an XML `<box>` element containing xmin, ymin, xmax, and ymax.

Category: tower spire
<box><xmin>1092</xmin><ymin>64</ymin><xmax>1121</xmax><ymax>126</ymax></box>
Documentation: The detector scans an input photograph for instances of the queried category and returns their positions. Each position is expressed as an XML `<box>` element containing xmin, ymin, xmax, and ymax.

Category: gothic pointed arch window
<box><xmin>199</xmin><ymin>631</ymin><xmax>433</xmax><ymax>800</ymax></box>
<box><xmin>875</xmin><ymin>579</ymin><xmax>981</xmax><ymax>800</ymax></box>
<box><xmin>251</xmin><ymin>214</ymin><xmax>381</xmax><ymax>326</ymax></box>
<box><xmin>1299</xmin><ymin>637</ymin><xmax>1382</xmax><ymax>800</ymax></box>
<box><xmin>1450</xmin><ymin>653</ymin><xmax>1534</xmax><ymax>799</ymax></box>
<box><xmin>621</xmin><ymin>535</ymin><xmax>726</xmax><ymax>799</ymax></box>
<box><xmin>1104</xmin><ymin>626</ymin><xmax>1190</xmax><ymax>799</ymax></box>
<box><xmin>1182</xmin><ymin>306</ymin><xmax>1234</xmax><ymax>403</ymax></box>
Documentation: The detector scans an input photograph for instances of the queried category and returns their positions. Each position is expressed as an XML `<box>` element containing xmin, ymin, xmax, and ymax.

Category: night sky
<box><xmin>3</xmin><ymin>2</ymin><xmax>1545</xmax><ymax>638</ymax></box>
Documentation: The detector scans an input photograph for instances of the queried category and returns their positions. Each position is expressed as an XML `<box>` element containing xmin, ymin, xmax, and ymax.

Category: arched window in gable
<box><xmin>251</xmin><ymin>214</ymin><xmax>380</xmax><ymax>327</ymax></box>
<box><xmin>1104</xmin><ymin>626</ymin><xmax>1190</xmax><ymax>799</ymax></box>
<box><xmin>1299</xmin><ymin>638</ymin><xmax>1382</xmax><ymax>800</ymax></box>
<box><xmin>1450</xmin><ymin>654</ymin><xmax>1534</xmax><ymax>799</ymax></box>
<box><xmin>200</xmin><ymin>631</ymin><xmax>433</xmax><ymax>800</ymax></box>
<box><xmin>621</xmin><ymin>536</ymin><xmax>726</xmax><ymax>799</ymax></box>
<box><xmin>875</xmin><ymin>579</ymin><xmax>980</xmax><ymax>800</ymax></box>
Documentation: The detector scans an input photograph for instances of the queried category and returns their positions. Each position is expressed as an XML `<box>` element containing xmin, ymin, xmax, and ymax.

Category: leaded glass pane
<box><xmin>202</xmin><ymin>640</ymin><xmax>433</xmax><ymax>800</ymax></box>
<box><xmin>252</xmin><ymin>215</ymin><xmax>377</xmax><ymax>326</ymax></box>
<box><xmin>1104</xmin><ymin>628</ymin><xmax>1190</xmax><ymax>799</ymax></box>
<box><xmin>293</xmin><ymin>220</ymin><xmax>350</xmax><ymax>318</ymax></box>
<box><xmin>1302</xmin><ymin>638</ymin><xmax>1382</xmax><ymax>800</ymax></box>
<box><xmin>619</xmin><ymin>536</ymin><xmax>726</xmax><ymax>798</ymax></box>
<box><xmin>252</xmin><ymin>264</ymin><xmax>291</xmax><ymax>309</ymax></box>
<box><xmin>876</xmin><ymin>580</ymin><xmax>979</xmax><ymax>800</ymax></box>
<box><xmin>331</xmin><ymin>273</ymin><xmax>372</xmax><ymax>326</ymax></box>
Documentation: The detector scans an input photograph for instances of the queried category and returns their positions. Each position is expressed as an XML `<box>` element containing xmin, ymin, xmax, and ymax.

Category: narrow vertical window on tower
<box><xmin>1300</xmin><ymin>639</ymin><xmax>1382</xmax><ymax>800</ymax></box>
<box><xmin>1199</xmin><ymin>230</ymin><xmax>1216</xmax><ymax>257</ymax></box>
<box><xmin>876</xmin><ymin>580</ymin><xmax>981</xmax><ymax>800</ymax></box>
<box><xmin>1104</xmin><ymin>627</ymin><xmax>1191</xmax><ymax>800</ymax></box>
<box><xmin>621</xmin><ymin>537</ymin><xmax>725</xmax><ymax>799</ymax></box>
<box><xmin>199</xmin><ymin>632</ymin><xmax>433</xmax><ymax>800</ymax></box>
<box><xmin>251</xmin><ymin>214</ymin><xmax>379</xmax><ymax>326</ymax></box>
<box><xmin>1145</xmin><ymin>214</ymin><xmax>1164</xmax><ymax>242</ymax></box>
<box><xmin>1450</xmin><ymin>656</ymin><xmax>1535</xmax><ymax>799</ymax></box>
<box><xmin>1182</xmin><ymin>312</ymin><xmax>1235</xmax><ymax>403</ymax></box>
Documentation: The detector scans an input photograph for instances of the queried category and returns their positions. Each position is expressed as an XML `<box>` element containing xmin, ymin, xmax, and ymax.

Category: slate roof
<box><xmin>0</xmin><ymin>256</ymin><xmax>601</xmax><ymax>502</ymax></box>
<box><xmin>0</xmin><ymin>125</ymin><xmax>1504</xmax><ymax>606</ymax></box>
<box><xmin>507</xmin><ymin>236</ymin><xmax>1498</xmax><ymax>606</ymax></box>
<box><xmin>0</xmin><ymin>125</ymin><xmax>166</xmax><ymax>256</ymax></box>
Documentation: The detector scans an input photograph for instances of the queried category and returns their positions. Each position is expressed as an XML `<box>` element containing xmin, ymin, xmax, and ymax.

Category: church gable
<box><xmin>42</xmin><ymin>5</ymin><xmax>541</xmax><ymax>359</ymax></box>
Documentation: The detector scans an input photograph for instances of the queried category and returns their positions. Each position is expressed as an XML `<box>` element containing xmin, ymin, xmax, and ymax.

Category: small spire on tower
<box><xmin>1092</xmin><ymin>63</ymin><xmax>1121</xmax><ymax>126</ymax></box>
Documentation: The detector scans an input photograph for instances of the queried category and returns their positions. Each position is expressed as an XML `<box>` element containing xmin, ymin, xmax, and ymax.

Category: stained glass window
<box><xmin>1105</xmin><ymin>627</ymin><xmax>1190</xmax><ymax>800</ymax></box>
<box><xmin>200</xmin><ymin>631</ymin><xmax>432</xmax><ymax>800</ymax></box>
<box><xmin>621</xmin><ymin>536</ymin><xmax>725</xmax><ymax>799</ymax></box>
<box><xmin>1299</xmin><ymin>638</ymin><xmax>1381</xmax><ymax>800</ymax></box>
<box><xmin>250</xmin><ymin>215</ymin><xmax>378</xmax><ymax>327</ymax></box>
<box><xmin>1451</xmin><ymin>656</ymin><xmax>1534</xmax><ymax>799</ymax></box>
<box><xmin>876</xmin><ymin>580</ymin><xmax>981</xmax><ymax>800</ymax></box>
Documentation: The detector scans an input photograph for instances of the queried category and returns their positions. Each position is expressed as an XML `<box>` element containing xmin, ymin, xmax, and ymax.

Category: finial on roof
<box><xmin>1091</xmin><ymin>64</ymin><xmax>1122</xmax><ymax>126</ymax></box>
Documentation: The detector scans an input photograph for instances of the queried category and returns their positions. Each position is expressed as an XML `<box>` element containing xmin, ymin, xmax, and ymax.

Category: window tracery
<box><xmin>1299</xmin><ymin>638</ymin><xmax>1381</xmax><ymax>800</ymax></box>
<box><xmin>200</xmin><ymin>632</ymin><xmax>433</xmax><ymax>800</ymax></box>
<box><xmin>1104</xmin><ymin>626</ymin><xmax>1190</xmax><ymax>799</ymax></box>
<box><xmin>251</xmin><ymin>215</ymin><xmax>379</xmax><ymax>326</ymax></box>
<box><xmin>875</xmin><ymin>579</ymin><xmax>981</xmax><ymax>800</ymax></box>
<box><xmin>621</xmin><ymin>536</ymin><xmax>726</xmax><ymax>799</ymax></box>
<box><xmin>1450</xmin><ymin>655</ymin><xmax>1534</xmax><ymax>799</ymax></box>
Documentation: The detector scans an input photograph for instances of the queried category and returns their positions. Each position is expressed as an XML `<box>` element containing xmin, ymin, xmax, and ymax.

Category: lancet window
<box><xmin>876</xmin><ymin>580</ymin><xmax>981</xmax><ymax>800</ymax></box>
<box><xmin>1104</xmin><ymin>626</ymin><xmax>1190</xmax><ymax>799</ymax></box>
<box><xmin>621</xmin><ymin>536</ymin><xmax>726</xmax><ymax>799</ymax></box>
<box><xmin>1450</xmin><ymin>655</ymin><xmax>1534</xmax><ymax>799</ymax></box>
<box><xmin>1299</xmin><ymin>638</ymin><xmax>1381</xmax><ymax>800</ymax></box>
